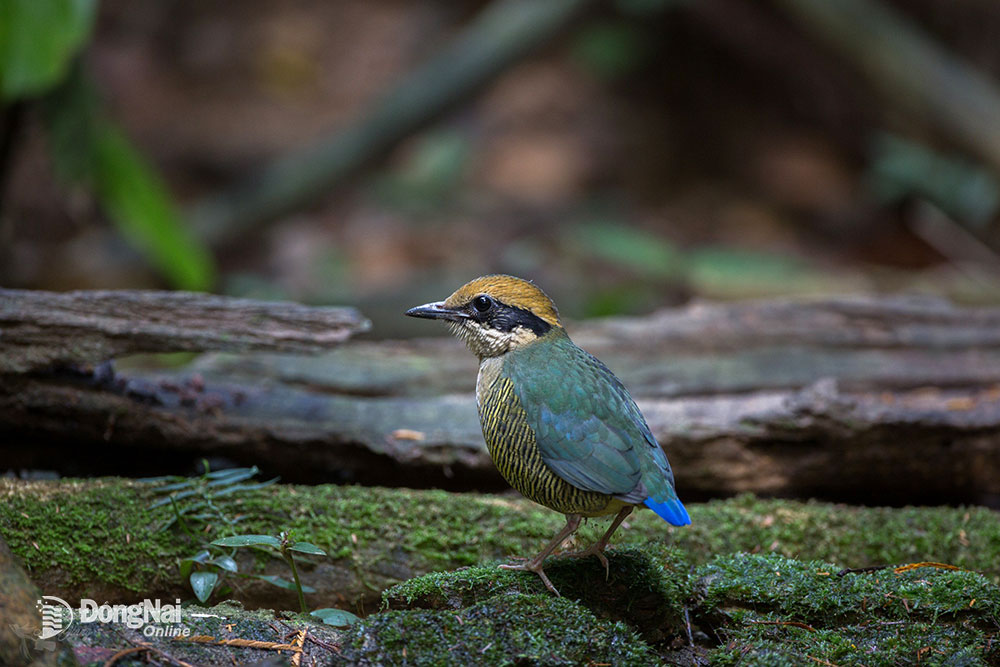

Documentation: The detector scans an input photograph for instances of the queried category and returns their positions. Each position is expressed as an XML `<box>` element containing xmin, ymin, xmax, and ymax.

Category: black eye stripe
<box><xmin>466</xmin><ymin>297</ymin><xmax>551</xmax><ymax>336</ymax></box>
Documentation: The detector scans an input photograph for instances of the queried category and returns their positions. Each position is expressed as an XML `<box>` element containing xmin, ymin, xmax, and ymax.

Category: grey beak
<box><xmin>404</xmin><ymin>301</ymin><xmax>468</xmax><ymax>322</ymax></box>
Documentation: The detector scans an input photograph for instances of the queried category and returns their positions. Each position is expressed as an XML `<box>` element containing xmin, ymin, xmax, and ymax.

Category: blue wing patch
<box><xmin>644</xmin><ymin>496</ymin><xmax>691</xmax><ymax>526</ymax></box>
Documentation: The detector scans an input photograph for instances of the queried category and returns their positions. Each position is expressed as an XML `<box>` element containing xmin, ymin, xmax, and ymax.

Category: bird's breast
<box><xmin>476</xmin><ymin>357</ymin><xmax>615</xmax><ymax>516</ymax></box>
<box><xmin>476</xmin><ymin>356</ymin><xmax>504</xmax><ymax>413</ymax></box>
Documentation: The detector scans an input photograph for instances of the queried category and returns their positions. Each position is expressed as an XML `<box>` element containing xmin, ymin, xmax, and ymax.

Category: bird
<box><xmin>405</xmin><ymin>274</ymin><xmax>690</xmax><ymax>595</ymax></box>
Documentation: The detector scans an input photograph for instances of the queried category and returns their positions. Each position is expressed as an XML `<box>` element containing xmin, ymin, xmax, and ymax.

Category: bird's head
<box><xmin>405</xmin><ymin>275</ymin><xmax>562</xmax><ymax>358</ymax></box>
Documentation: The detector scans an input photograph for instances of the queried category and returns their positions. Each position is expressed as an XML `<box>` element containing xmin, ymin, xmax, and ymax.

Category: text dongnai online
<box><xmin>78</xmin><ymin>599</ymin><xmax>190</xmax><ymax>636</ymax></box>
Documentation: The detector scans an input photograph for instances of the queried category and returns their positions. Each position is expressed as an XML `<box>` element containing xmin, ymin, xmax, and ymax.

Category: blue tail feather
<box><xmin>644</xmin><ymin>496</ymin><xmax>691</xmax><ymax>526</ymax></box>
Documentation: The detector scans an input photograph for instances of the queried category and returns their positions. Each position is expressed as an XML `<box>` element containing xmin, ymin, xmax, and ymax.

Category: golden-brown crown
<box><xmin>444</xmin><ymin>275</ymin><xmax>561</xmax><ymax>327</ymax></box>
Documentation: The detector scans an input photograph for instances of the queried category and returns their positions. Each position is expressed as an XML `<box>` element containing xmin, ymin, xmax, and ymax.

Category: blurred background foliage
<box><xmin>1</xmin><ymin>0</ymin><xmax>213</xmax><ymax>290</ymax></box>
<box><xmin>2</xmin><ymin>0</ymin><xmax>1000</xmax><ymax>335</ymax></box>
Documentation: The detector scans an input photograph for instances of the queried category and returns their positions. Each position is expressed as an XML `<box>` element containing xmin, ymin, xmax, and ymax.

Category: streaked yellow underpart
<box><xmin>445</xmin><ymin>275</ymin><xmax>561</xmax><ymax>327</ymax></box>
<box><xmin>478</xmin><ymin>373</ymin><xmax>624</xmax><ymax>517</ymax></box>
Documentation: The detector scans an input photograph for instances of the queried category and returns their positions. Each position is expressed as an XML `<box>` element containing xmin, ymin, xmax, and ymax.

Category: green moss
<box><xmin>3</xmin><ymin>479</ymin><xmax>1000</xmax><ymax>604</ymax></box>
<box><xmin>385</xmin><ymin>544</ymin><xmax>693</xmax><ymax>641</ymax></box>
<box><xmin>3</xmin><ymin>476</ymin><xmax>998</xmax><ymax>664</ymax></box>
<box><xmin>728</xmin><ymin>620</ymin><xmax>992</xmax><ymax>667</ymax></box>
<box><xmin>701</xmin><ymin>552</ymin><xmax>1000</xmax><ymax>620</ymax></box>
<box><xmin>341</xmin><ymin>592</ymin><xmax>658</xmax><ymax>665</ymax></box>
<box><xmin>377</xmin><ymin>549</ymin><xmax>1000</xmax><ymax>664</ymax></box>
<box><xmin>698</xmin><ymin>553</ymin><xmax>1000</xmax><ymax>665</ymax></box>
<box><xmin>0</xmin><ymin>479</ymin><xmax>182</xmax><ymax>591</ymax></box>
<box><xmin>679</xmin><ymin>494</ymin><xmax>1000</xmax><ymax>585</ymax></box>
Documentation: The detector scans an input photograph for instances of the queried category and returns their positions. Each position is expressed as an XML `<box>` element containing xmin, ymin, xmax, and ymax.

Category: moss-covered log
<box><xmin>2</xmin><ymin>478</ymin><xmax>998</xmax><ymax>616</ymax></box>
<box><xmin>21</xmin><ymin>548</ymin><xmax>1000</xmax><ymax>665</ymax></box>
<box><xmin>374</xmin><ymin>547</ymin><xmax>1000</xmax><ymax>665</ymax></box>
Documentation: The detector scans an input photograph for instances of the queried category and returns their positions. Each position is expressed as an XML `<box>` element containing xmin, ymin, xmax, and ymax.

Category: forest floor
<box><xmin>2</xmin><ymin>479</ymin><xmax>998</xmax><ymax>664</ymax></box>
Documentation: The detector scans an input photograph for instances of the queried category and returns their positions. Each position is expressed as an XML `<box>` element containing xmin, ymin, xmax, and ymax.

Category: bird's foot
<box><xmin>560</xmin><ymin>543</ymin><xmax>610</xmax><ymax>580</ymax></box>
<box><xmin>499</xmin><ymin>559</ymin><xmax>560</xmax><ymax>596</ymax></box>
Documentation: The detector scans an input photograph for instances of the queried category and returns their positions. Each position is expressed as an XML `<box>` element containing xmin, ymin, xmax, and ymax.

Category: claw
<box><xmin>497</xmin><ymin>514</ymin><xmax>582</xmax><ymax>596</ymax></box>
<box><xmin>499</xmin><ymin>559</ymin><xmax>560</xmax><ymax>595</ymax></box>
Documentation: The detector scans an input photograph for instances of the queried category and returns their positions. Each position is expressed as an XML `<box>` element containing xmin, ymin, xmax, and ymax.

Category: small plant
<box><xmin>142</xmin><ymin>464</ymin><xmax>359</xmax><ymax>626</ymax></box>
<box><xmin>211</xmin><ymin>532</ymin><xmax>325</xmax><ymax>613</ymax></box>
<box><xmin>141</xmin><ymin>464</ymin><xmax>279</xmax><ymax>603</ymax></box>
<box><xmin>143</xmin><ymin>464</ymin><xmax>278</xmax><ymax>532</ymax></box>
<box><xmin>179</xmin><ymin>549</ymin><xmax>238</xmax><ymax>605</ymax></box>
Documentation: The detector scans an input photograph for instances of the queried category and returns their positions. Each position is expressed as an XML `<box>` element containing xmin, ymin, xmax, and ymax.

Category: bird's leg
<box><xmin>561</xmin><ymin>506</ymin><xmax>633</xmax><ymax>579</ymax></box>
<box><xmin>499</xmin><ymin>514</ymin><xmax>582</xmax><ymax>596</ymax></box>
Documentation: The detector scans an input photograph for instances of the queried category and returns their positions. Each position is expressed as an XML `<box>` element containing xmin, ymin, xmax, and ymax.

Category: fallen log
<box><xmin>3</xmin><ymin>292</ymin><xmax>1000</xmax><ymax>505</ymax></box>
<box><xmin>0</xmin><ymin>288</ymin><xmax>370</xmax><ymax>373</ymax></box>
<box><xmin>35</xmin><ymin>548</ymin><xmax>1000</xmax><ymax>666</ymax></box>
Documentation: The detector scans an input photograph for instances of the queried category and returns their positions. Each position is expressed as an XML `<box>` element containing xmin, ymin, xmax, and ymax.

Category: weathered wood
<box><xmin>0</xmin><ymin>288</ymin><xmax>370</xmax><ymax>373</ymax></box>
<box><xmin>3</xmin><ymin>295</ymin><xmax>1000</xmax><ymax>504</ymax></box>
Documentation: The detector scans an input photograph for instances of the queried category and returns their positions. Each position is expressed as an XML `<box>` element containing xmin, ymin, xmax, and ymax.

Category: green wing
<box><xmin>505</xmin><ymin>332</ymin><xmax>676</xmax><ymax>503</ymax></box>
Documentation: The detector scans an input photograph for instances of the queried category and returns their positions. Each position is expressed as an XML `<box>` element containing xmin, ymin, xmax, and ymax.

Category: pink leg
<box><xmin>499</xmin><ymin>514</ymin><xmax>582</xmax><ymax>595</ymax></box>
<box><xmin>562</xmin><ymin>506</ymin><xmax>633</xmax><ymax>579</ymax></box>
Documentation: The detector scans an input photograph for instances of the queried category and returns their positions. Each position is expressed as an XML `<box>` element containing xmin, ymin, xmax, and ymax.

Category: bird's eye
<box><xmin>472</xmin><ymin>295</ymin><xmax>493</xmax><ymax>313</ymax></box>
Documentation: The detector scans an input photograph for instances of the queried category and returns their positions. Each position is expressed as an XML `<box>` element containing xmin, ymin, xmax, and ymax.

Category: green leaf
<box><xmin>571</xmin><ymin>22</ymin><xmax>647</xmax><ymax>80</ymax></box>
<box><xmin>209</xmin><ymin>478</ymin><xmax>279</xmax><ymax>498</ymax></box>
<box><xmin>177</xmin><ymin>502</ymin><xmax>209</xmax><ymax>515</ymax></box>
<box><xmin>155</xmin><ymin>480</ymin><xmax>197</xmax><ymax>493</ymax></box>
<box><xmin>211</xmin><ymin>535</ymin><xmax>282</xmax><ymax>548</ymax></box>
<box><xmin>210</xmin><ymin>555</ymin><xmax>239</xmax><ymax>573</ymax></box>
<box><xmin>249</xmin><ymin>574</ymin><xmax>316</xmax><ymax>593</ymax></box>
<box><xmin>136</xmin><ymin>475</ymin><xmax>181</xmax><ymax>484</ymax></box>
<box><xmin>205</xmin><ymin>468</ymin><xmax>260</xmax><ymax>487</ymax></box>
<box><xmin>867</xmin><ymin>132</ymin><xmax>1000</xmax><ymax>227</ymax></box>
<box><xmin>204</xmin><ymin>466</ymin><xmax>259</xmax><ymax>480</ymax></box>
<box><xmin>41</xmin><ymin>67</ymin><xmax>215</xmax><ymax>291</ymax></box>
<box><xmin>686</xmin><ymin>247</ymin><xmax>825</xmax><ymax>297</ymax></box>
<box><xmin>182</xmin><ymin>550</ymin><xmax>212</xmax><ymax>565</ymax></box>
<box><xmin>94</xmin><ymin>122</ymin><xmax>215</xmax><ymax>290</ymax></box>
<box><xmin>0</xmin><ymin>0</ymin><xmax>97</xmax><ymax>100</ymax></box>
<box><xmin>287</xmin><ymin>542</ymin><xmax>327</xmax><ymax>556</ymax></box>
<box><xmin>189</xmin><ymin>571</ymin><xmax>218</xmax><ymax>603</ymax></box>
<box><xmin>310</xmin><ymin>608</ymin><xmax>360</xmax><ymax>628</ymax></box>
<box><xmin>180</xmin><ymin>551</ymin><xmax>211</xmax><ymax>580</ymax></box>
<box><xmin>149</xmin><ymin>488</ymin><xmax>198</xmax><ymax>509</ymax></box>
